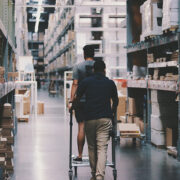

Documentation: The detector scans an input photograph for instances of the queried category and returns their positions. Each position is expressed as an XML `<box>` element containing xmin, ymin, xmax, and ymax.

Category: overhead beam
<box><xmin>29</xmin><ymin>19</ymin><xmax>45</xmax><ymax>22</ymax></box>
<box><xmin>16</xmin><ymin>4</ymin><xmax>126</xmax><ymax>8</ymax></box>
<box><xmin>28</xmin><ymin>11</ymin><xmax>48</xmax><ymax>14</ymax></box>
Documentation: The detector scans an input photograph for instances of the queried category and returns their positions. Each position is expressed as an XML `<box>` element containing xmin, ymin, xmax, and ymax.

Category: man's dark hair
<box><xmin>83</xmin><ymin>45</ymin><xmax>94</xmax><ymax>59</ymax></box>
<box><xmin>94</xmin><ymin>60</ymin><xmax>106</xmax><ymax>73</ymax></box>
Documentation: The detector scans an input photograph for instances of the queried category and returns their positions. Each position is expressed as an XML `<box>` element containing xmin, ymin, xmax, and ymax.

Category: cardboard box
<box><xmin>166</xmin><ymin>128</ymin><xmax>172</xmax><ymax>147</ymax></box>
<box><xmin>2</xmin><ymin>104</ymin><xmax>12</xmax><ymax>118</ymax></box>
<box><xmin>139</xmin><ymin>120</ymin><xmax>144</xmax><ymax>134</ymax></box>
<box><xmin>151</xmin><ymin>129</ymin><xmax>165</xmax><ymax>146</ymax></box>
<box><xmin>134</xmin><ymin>117</ymin><xmax>144</xmax><ymax>133</ymax></box>
<box><xmin>117</xmin><ymin>96</ymin><xmax>126</xmax><ymax>120</ymax></box>
<box><xmin>128</xmin><ymin>98</ymin><xmax>136</xmax><ymax>115</ymax></box>
<box><xmin>119</xmin><ymin>116</ymin><xmax>126</xmax><ymax>123</ymax></box>
<box><xmin>23</xmin><ymin>101</ymin><xmax>30</xmax><ymax>115</ymax></box>
<box><xmin>38</xmin><ymin>101</ymin><xmax>44</xmax><ymax>115</ymax></box>
<box><xmin>127</xmin><ymin>115</ymin><xmax>134</xmax><ymax>123</ymax></box>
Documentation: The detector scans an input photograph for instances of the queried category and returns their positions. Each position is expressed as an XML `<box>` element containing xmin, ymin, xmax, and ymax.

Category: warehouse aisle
<box><xmin>12</xmin><ymin>90</ymin><xmax>180</xmax><ymax>180</ymax></box>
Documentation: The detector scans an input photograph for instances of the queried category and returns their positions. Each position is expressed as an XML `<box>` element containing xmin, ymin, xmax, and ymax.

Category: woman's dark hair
<box><xmin>83</xmin><ymin>45</ymin><xmax>94</xmax><ymax>59</ymax></box>
<box><xmin>93</xmin><ymin>60</ymin><xmax>106</xmax><ymax>72</ymax></box>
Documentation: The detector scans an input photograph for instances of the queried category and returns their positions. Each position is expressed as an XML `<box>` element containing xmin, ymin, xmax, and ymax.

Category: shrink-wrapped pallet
<box><xmin>162</xmin><ymin>0</ymin><xmax>179</xmax><ymax>31</ymax></box>
<box><xmin>140</xmin><ymin>0</ymin><xmax>163</xmax><ymax>41</ymax></box>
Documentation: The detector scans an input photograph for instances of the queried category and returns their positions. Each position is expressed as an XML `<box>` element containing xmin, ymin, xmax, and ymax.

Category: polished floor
<box><xmin>12</xmin><ymin>90</ymin><xmax>180</xmax><ymax>180</ymax></box>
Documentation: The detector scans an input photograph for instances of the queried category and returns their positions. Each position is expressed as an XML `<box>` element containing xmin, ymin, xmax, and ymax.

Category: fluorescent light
<box><xmin>35</xmin><ymin>0</ymin><xmax>43</xmax><ymax>33</ymax></box>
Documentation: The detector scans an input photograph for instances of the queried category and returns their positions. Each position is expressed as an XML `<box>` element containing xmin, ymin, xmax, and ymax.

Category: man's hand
<box><xmin>68</xmin><ymin>101</ymin><xmax>73</xmax><ymax>113</ymax></box>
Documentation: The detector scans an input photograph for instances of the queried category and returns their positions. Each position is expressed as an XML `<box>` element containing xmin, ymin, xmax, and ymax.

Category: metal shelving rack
<box><xmin>0</xmin><ymin>1</ymin><xmax>17</xmax><ymax>165</ymax></box>
<box><xmin>0</xmin><ymin>0</ymin><xmax>16</xmax><ymax>105</ymax></box>
<box><xmin>44</xmin><ymin>0</ymin><xmax>127</xmax><ymax>82</ymax></box>
<box><xmin>44</xmin><ymin>0</ymin><xmax>75</xmax><ymax>84</ymax></box>
<box><xmin>126</xmin><ymin>0</ymin><xmax>180</xmax><ymax>160</ymax></box>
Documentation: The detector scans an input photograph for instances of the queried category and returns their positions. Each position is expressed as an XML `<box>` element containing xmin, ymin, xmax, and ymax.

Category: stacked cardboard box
<box><xmin>116</xmin><ymin>96</ymin><xmax>126</xmax><ymax>121</ymax></box>
<box><xmin>134</xmin><ymin>117</ymin><xmax>145</xmax><ymax>134</ymax></box>
<box><xmin>0</xmin><ymin>103</ymin><xmax>14</xmax><ymax>176</ymax></box>
<box><xmin>128</xmin><ymin>97</ymin><xmax>145</xmax><ymax>133</ymax></box>
<box><xmin>170</xmin><ymin>51</ymin><xmax>179</xmax><ymax>61</ymax></box>
<box><xmin>151</xmin><ymin>90</ymin><xmax>178</xmax><ymax>146</ymax></box>
<box><xmin>0</xmin><ymin>67</ymin><xmax>5</xmax><ymax>84</ymax></box>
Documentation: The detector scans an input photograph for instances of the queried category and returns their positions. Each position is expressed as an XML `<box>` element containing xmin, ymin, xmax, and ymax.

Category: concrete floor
<box><xmin>11</xmin><ymin>90</ymin><xmax>180</xmax><ymax>180</ymax></box>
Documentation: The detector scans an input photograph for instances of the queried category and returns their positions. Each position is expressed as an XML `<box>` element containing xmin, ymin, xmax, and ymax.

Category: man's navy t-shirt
<box><xmin>76</xmin><ymin>73</ymin><xmax>118</xmax><ymax>121</ymax></box>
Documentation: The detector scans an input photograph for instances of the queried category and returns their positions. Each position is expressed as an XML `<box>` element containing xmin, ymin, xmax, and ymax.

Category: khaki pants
<box><xmin>85</xmin><ymin>118</ymin><xmax>112</xmax><ymax>179</ymax></box>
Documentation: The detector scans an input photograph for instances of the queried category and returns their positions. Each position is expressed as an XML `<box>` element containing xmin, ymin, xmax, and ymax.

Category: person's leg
<box><xmin>85</xmin><ymin>120</ymin><xmax>97</xmax><ymax>178</ymax></box>
<box><xmin>96</xmin><ymin>118</ymin><xmax>112</xmax><ymax>180</ymax></box>
<box><xmin>77</xmin><ymin>122</ymin><xmax>85</xmax><ymax>158</ymax></box>
<box><xmin>74</xmin><ymin>102</ymin><xmax>86</xmax><ymax>160</ymax></box>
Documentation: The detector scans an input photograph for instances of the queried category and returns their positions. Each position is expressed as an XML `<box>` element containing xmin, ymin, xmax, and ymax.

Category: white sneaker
<box><xmin>96</xmin><ymin>175</ymin><xmax>104</xmax><ymax>180</ymax></box>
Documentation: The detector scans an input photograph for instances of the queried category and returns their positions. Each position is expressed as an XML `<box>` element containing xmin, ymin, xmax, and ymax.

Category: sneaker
<box><xmin>73</xmin><ymin>157</ymin><xmax>82</xmax><ymax>162</ymax></box>
<box><xmin>90</xmin><ymin>176</ymin><xmax>96</xmax><ymax>180</ymax></box>
<box><xmin>96</xmin><ymin>175</ymin><xmax>103</xmax><ymax>180</ymax></box>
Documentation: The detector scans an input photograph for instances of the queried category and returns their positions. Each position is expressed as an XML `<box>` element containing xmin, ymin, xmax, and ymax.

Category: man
<box><xmin>69</xmin><ymin>45</ymin><xmax>95</xmax><ymax>162</ymax></box>
<box><xmin>75</xmin><ymin>60</ymin><xmax>118</xmax><ymax>180</ymax></box>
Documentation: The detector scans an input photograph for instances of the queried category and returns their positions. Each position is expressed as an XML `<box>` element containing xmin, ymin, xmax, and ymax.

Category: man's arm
<box><xmin>70</xmin><ymin>65</ymin><xmax>79</xmax><ymax>102</ymax></box>
<box><xmin>111</xmin><ymin>81</ymin><xmax>119</xmax><ymax>123</ymax></box>
<box><xmin>72</xmin><ymin>80</ymin><xmax>87</xmax><ymax>109</ymax></box>
<box><xmin>70</xmin><ymin>79</ymin><xmax>78</xmax><ymax>102</ymax></box>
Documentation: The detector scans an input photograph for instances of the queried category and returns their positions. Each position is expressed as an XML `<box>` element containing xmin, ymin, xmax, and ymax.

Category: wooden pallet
<box><xmin>163</xmin><ymin>26</ymin><xmax>178</xmax><ymax>34</ymax></box>
<box><xmin>151</xmin><ymin>143</ymin><xmax>165</xmax><ymax>149</ymax></box>
<box><xmin>18</xmin><ymin>118</ymin><xmax>28</xmax><ymax>122</ymax></box>
<box><xmin>167</xmin><ymin>146</ymin><xmax>177</xmax><ymax>158</ymax></box>
<box><xmin>118</xmin><ymin>123</ymin><xmax>141</xmax><ymax>138</ymax></box>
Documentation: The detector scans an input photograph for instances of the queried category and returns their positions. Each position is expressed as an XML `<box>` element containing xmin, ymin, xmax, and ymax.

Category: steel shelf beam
<box><xmin>127</xmin><ymin>34</ymin><xmax>178</xmax><ymax>54</ymax></box>
<box><xmin>0</xmin><ymin>19</ymin><xmax>15</xmax><ymax>52</ymax></box>
<box><xmin>49</xmin><ymin>40</ymin><xmax>74</xmax><ymax>64</ymax></box>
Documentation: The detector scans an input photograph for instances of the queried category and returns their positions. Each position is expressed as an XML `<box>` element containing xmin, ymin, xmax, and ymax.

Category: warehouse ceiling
<box><xmin>27</xmin><ymin>0</ymin><xmax>56</xmax><ymax>33</ymax></box>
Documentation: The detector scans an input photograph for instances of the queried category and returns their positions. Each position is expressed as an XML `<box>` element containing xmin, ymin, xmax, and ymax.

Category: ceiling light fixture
<box><xmin>34</xmin><ymin>0</ymin><xmax>43</xmax><ymax>33</ymax></box>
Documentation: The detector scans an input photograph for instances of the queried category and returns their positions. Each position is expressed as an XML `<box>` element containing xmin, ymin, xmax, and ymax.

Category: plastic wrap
<box><xmin>162</xmin><ymin>0</ymin><xmax>179</xmax><ymax>31</ymax></box>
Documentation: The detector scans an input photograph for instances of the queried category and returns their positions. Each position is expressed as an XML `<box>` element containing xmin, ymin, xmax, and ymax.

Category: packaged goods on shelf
<box><xmin>68</xmin><ymin>31</ymin><xmax>75</xmax><ymax>42</ymax></box>
<box><xmin>38</xmin><ymin>50</ymin><xmax>43</xmax><ymax>57</ymax></box>
<box><xmin>0</xmin><ymin>66</ymin><xmax>5</xmax><ymax>83</ymax></box>
<box><xmin>32</xmin><ymin>33</ymin><xmax>38</xmax><ymax>41</ymax></box>
<box><xmin>140</xmin><ymin>0</ymin><xmax>163</xmax><ymax>41</ymax></box>
<box><xmin>147</xmin><ymin>54</ymin><xmax>154</xmax><ymax>63</ymax></box>
<box><xmin>2</xmin><ymin>104</ymin><xmax>12</xmax><ymax>118</ymax></box>
<box><xmin>39</xmin><ymin>33</ymin><xmax>44</xmax><ymax>41</ymax></box>
<box><xmin>162</xmin><ymin>0</ymin><xmax>179</xmax><ymax>31</ymax></box>
<box><xmin>132</xmin><ymin>65</ymin><xmax>146</xmax><ymax>80</ymax></box>
<box><xmin>170</xmin><ymin>51</ymin><xmax>179</xmax><ymax>61</ymax></box>
<box><xmin>8</xmin><ymin>72</ymin><xmax>18</xmax><ymax>81</ymax></box>
<box><xmin>153</xmin><ymin>69</ymin><xmax>159</xmax><ymax>80</ymax></box>
<box><xmin>164</xmin><ymin>74</ymin><xmax>178</xmax><ymax>81</ymax></box>
<box><xmin>151</xmin><ymin>128</ymin><xmax>165</xmax><ymax>146</ymax></box>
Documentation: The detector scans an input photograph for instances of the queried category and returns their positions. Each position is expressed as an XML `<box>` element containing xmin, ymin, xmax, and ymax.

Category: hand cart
<box><xmin>68</xmin><ymin>110</ymin><xmax>117</xmax><ymax>180</ymax></box>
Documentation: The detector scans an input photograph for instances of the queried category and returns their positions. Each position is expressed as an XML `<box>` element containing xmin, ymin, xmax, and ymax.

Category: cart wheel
<box><xmin>132</xmin><ymin>138</ymin><xmax>136</xmax><ymax>144</ymax></box>
<box><xmin>74</xmin><ymin>167</ymin><xmax>77</xmax><ymax>176</ymax></box>
<box><xmin>68</xmin><ymin>169</ymin><xmax>73</xmax><ymax>177</ymax></box>
<box><xmin>113</xmin><ymin>169</ymin><xmax>117</xmax><ymax>180</ymax></box>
